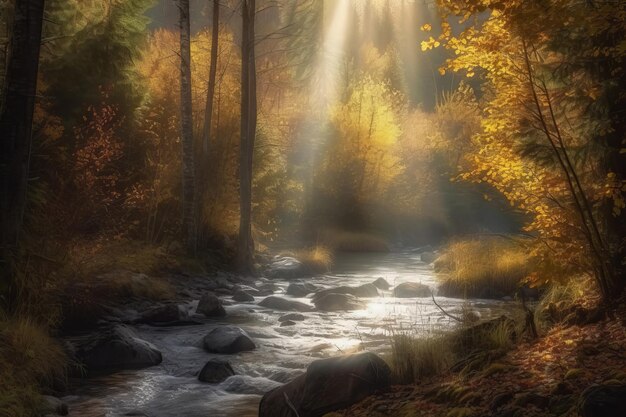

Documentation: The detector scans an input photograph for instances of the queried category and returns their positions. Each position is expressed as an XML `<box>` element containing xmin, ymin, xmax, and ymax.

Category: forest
<box><xmin>0</xmin><ymin>0</ymin><xmax>625</xmax><ymax>416</ymax></box>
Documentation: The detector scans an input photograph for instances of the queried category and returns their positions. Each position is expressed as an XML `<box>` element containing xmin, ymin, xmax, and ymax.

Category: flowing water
<box><xmin>64</xmin><ymin>250</ymin><xmax>515</xmax><ymax>417</ymax></box>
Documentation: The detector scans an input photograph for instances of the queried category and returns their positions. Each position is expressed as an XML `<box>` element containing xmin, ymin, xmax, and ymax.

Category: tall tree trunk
<box><xmin>0</xmin><ymin>0</ymin><xmax>45</xmax><ymax>283</ymax></box>
<box><xmin>202</xmin><ymin>0</ymin><xmax>219</xmax><ymax>153</ymax></box>
<box><xmin>237</xmin><ymin>0</ymin><xmax>256</xmax><ymax>272</ymax></box>
<box><xmin>178</xmin><ymin>0</ymin><xmax>197</xmax><ymax>252</ymax></box>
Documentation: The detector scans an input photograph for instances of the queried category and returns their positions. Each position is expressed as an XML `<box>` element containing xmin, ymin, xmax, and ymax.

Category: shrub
<box><xmin>435</xmin><ymin>236</ymin><xmax>530</xmax><ymax>298</ymax></box>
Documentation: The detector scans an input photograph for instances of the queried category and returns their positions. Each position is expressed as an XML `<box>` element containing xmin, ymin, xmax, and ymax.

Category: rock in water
<box><xmin>278</xmin><ymin>313</ymin><xmax>305</xmax><ymax>322</ymax></box>
<box><xmin>202</xmin><ymin>326</ymin><xmax>256</xmax><ymax>354</ymax></box>
<box><xmin>72</xmin><ymin>325</ymin><xmax>162</xmax><ymax>374</ymax></box>
<box><xmin>420</xmin><ymin>251</ymin><xmax>438</xmax><ymax>264</ymax></box>
<box><xmin>196</xmin><ymin>293</ymin><xmax>226</xmax><ymax>317</ymax></box>
<box><xmin>286</xmin><ymin>282</ymin><xmax>318</xmax><ymax>297</ymax></box>
<box><xmin>313</xmin><ymin>293</ymin><xmax>367</xmax><ymax>311</ymax></box>
<box><xmin>392</xmin><ymin>282</ymin><xmax>431</xmax><ymax>298</ymax></box>
<box><xmin>579</xmin><ymin>383</ymin><xmax>626</xmax><ymax>417</ymax></box>
<box><xmin>198</xmin><ymin>359</ymin><xmax>235</xmax><ymax>383</ymax></box>
<box><xmin>232</xmin><ymin>290</ymin><xmax>255</xmax><ymax>302</ymax></box>
<box><xmin>267</xmin><ymin>256</ymin><xmax>305</xmax><ymax>279</ymax></box>
<box><xmin>371</xmin><ymin>277</ymin><xmax>390</xmax><ymax>290</ymax></box>
<box><xmin>258</xmin><ymin>296</ymin><xmax>313</xmax><ymax>312</ymax></box>
<box><xmin>259</xmin><ymin>352</ymin><xmax>391</xmax><ymax>417</ymax></box>
<box><xmin>311</xmin><ymin>284</ymin><xmax>379</xmax><ymax>302</ymax></box>
<box><xmin>140</xmin><ymin>304</ymin><xmax>188</xmax><ymax>324</ymax></box>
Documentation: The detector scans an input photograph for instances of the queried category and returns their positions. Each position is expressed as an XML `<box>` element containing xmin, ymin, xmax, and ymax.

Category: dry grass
<box><xmin>435</xmin><ymin>237</ymin><xmax>530</xmax><ymax>298</ymax></box>
<box><xmin>0</xmin><ymin>317</ymin><xmax>67</xmax><ymax>417</ymax></box>
<box><xmin>321</xmin><ymin>230</ymin><xmax>390</xmax><ymax>253</ymax></box>
<box><xmin>295</xmin><ymin>246</ymin><xmax>333</xmax><ymax>274</ymax></box>
<box><xmin>390</xmin><ymin>332</ymin><xmax>455</xmax><ymax>384</ymax></box>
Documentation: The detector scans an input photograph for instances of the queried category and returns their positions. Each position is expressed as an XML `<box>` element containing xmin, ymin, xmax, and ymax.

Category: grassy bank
<box><xmin>434</xmin><ymin>236</ymin><xmax>530</xmax><ymax>299</ymax></box>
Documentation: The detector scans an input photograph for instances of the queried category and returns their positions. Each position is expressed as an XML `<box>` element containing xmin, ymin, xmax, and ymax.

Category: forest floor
<box><xmin>325</xmin><ymin>300</ymin><xmax>626</xmax><ymax>417</ymax></box>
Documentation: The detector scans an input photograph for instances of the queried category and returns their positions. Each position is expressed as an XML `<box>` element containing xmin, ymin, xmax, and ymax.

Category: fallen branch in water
<box><xmin>431</xmin><ymin>293</ymin><xmax>463</xmax><ymax>323</ymax></box>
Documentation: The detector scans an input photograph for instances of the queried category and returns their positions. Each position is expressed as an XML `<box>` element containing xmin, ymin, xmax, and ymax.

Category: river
<box><xmin>63</xmin><ymin>249</ymin><xmax>515</xmax><ymax>417</ymax></box>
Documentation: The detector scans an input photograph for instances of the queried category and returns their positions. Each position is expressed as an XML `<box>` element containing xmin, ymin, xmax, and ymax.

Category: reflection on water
<box><xmin>65</xmin><ymin>250</ymin><xmax>515</xmax><ymax>417</ymax></box>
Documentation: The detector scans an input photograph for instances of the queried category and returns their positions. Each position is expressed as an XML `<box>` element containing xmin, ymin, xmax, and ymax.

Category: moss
<box><xmin>481</xmin><ymin>362</ymin><xmax>513</xmax><ymax>377</ymax></box>
<box><xmin>564</xmin><ymin>368</ymin><xmax>584</xmax><ymax>380</ymax></box>
<box><xmin>446</xmin><ymin>407</ymin><xmax>475</xmax><ymax>417</ymax></box>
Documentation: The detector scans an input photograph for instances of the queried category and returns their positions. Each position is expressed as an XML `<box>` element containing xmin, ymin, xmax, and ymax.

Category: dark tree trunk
<box><xmin>202</xmin><ymin>0</ymin><xmax>219</xmax><ymax>153</ymax></box>
<box><xmin>237</xmin><ymin>0</ymin><xmax>256</xmax><ymax>272</ymax></box>
<box><xmin>178</xmin><ymin>0</ymin><xmax>197</xmax><ymax>252</ymax></box>
<box><xmin>0</xmin><ymin>0</ymin><xmax>45</xmax><ymax>281</ymax></box>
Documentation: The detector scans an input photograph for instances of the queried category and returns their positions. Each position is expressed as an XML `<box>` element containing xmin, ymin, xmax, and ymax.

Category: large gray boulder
<box><xmin>392</xmin><ymin>282</ymin><xmax>431</xmax><ymax>298</ymax></box>
<box><xmin>198</xmin><ymin>359</ymin><xmax>235</xmax><ymax>383</ymax></box>
<box><xmin>259</xmin><ymin>296</ymin><xmax>313</xmax><ymax>312</ymax></box>
<box><xmin>259</xmin><ymin>352</ymin><xmax>391</xmax><ymax>417</ymax></box>
<box><xmin>73</xmin><ymin>325</ymin><xmax>162</xmax><ymax>374</ymax></box>
<box><xmin>196</xmin><ymin>293</ymin><xmax>226</xmax><ymax>317</ymax></box>
<box><xmin>232</xmin><ymin>290</ymin><xmax>255</xmax><ymax>302</ymax></box>
<box><xmin>371</xmin><ymin>278</ymin><xmax>390</xmax><ymax>290</ymax></box>
<box><xmin>202</xmin><ymin>326</ymin><xmax>256</xmax><ymax>354</ymax></box>
<box><xmin>313</xmin><ymin>293</ymin><xmax>367</xmax><ymax>311</ymax></box>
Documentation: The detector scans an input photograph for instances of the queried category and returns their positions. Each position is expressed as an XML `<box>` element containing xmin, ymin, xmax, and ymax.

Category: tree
<box><xmin>202</xmin><ymin>0</ymin><xmax>220</xmax><ymax>153</ymax></box>
<box><xmin>238</xmin><ymin>0</ymin><xmax>257</xmax><ymax>272</ymax></box>
<box><xmin>0</xmin><ymin>0</ymin><xmax>45</xmax><ymax>288</ymax></box>
<box><xmin>178</xmin><ymin>0</ymin><xmax>197</xmax><ymax>252</ymax></box>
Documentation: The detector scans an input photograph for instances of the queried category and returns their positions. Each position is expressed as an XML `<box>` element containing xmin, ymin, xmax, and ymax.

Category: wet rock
<box><xmin>578</xmin><ymin>383</ymin><xmax>626</xmax><ymax>417</ymax></box>
<box><xmin>278</xmin><ymin>313</ymin><xmax>305</xmax><ymax>322</ymax></box>
<box><xmin>198</xmin><ymin>359</ymin><xmax>235</xmax><ymax>383</ymax></box>
<box><xmin>140</xmin><ymin>304</ymin><xmax>188</xmax><ymax>324</ymax></box>
<box><xmin>258</xmin><ymin>296</ymin><xmax>313</xmax><ymax>312</ymax></box>
<box><xmin>72</xmin><ymin>325</ymin><xmax>162</xmax><ymax>374</ymax></box>
<box><xmin>286</xmin><ymin>282</ymin><xmax>318</xmax><ymax>297</ymax></box>
<box><xmin>280</xmin><ymin>320</ymin><xmax>296</xmax><ymax>327</ymax></box>
<box><xmin>313</xmin><ymin>293</ymin><xmax>367</xmax><ymax>311</ymax></box>
<box><xmin>259</xmin><ymin>352</ymin><xmax>391</xmax><ymax>417</ymax></box>
<box><xmin>267</xmin><ymin>256</ymin><xmax>305</xmax><ymax>279</ymax></box>
<box><xmin>392</xmin><ymin>282</ymin><xmax>431</xmax><ymax>298</ymax></box>
<box><xmin>40</xmin><ymin>395</ymin><xmax>68</xmax><ymax>416</ymax></box>
<box><xmin>312</xmin><ymin>284</ymin><xmax>379</xmax><ymax>302</ymax></box>
<box><xmin>202</xmin><ymin>326</ymin><xmax>256</xmax><ymax>354</ymax></box>
<box><xmin>257</xmin><ymin>283</ymin><xmax>279</xmax><ymax>296</ymax></box>
<box><xmin>196</xmin><ymin>293</ymin><xmax>226</xmax><ymax>317</ymax></box>
<box><xmin>232</xmin><ymin>290</ymin><xmax>255</xmax><ymax>302</ymax></box>
<box><xmin>371</xmin><ymin>277</ymin><xmax>390</xmax><ymax>290</ymax></box>
<box><xmin>420</xmin><ymin>251</ymin><xmax>438</xmax><ymax>264</ymax></box>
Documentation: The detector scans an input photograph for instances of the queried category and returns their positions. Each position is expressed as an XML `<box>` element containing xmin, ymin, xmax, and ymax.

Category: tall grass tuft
<box><xmin>294</xmin><ymin>246</ymin><xmax>333</xmax><ymax>274</ymax></box>
<box><xmin>0</xmin><ymin>317</ymin><xmax>67</xmax><ymax>417</ymax></box>
<box><xmin>435</xmin><ymin>236</ymin><xmax>530</xmax><ymax>298</ymax></box>
<box><xmin>390</xmin><ymin>332</ymin><xmax>455</xmax><ymax>383</ymax></box>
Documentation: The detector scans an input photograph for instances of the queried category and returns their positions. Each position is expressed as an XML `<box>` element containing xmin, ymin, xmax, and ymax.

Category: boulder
<box><xmin>280</xmin><ymin>320</ymin><xmax>296</xmax><ymax>327</ymax></box>
<box><xmin>267</xmin><ymin>256</ymin><xmax>305</xmax><ymax>279</ymax></box>
<box><xmin>259</xmin><ymin>352</ymin><xmax>391</xmax><ymax>417</ymax></box>
<box><xmin>72</xmin><ymin>325</ymin><xmax>162</xmax><ymax>374</ymax></box>
<box><xmin>258</xmin><ymin>296</ymin><xmax>313</xmax><ymax>312</ymax></box>
<box><xmin>278</xmin><ymin>313</ymin><xmax>305</xmax><ymax>322</ymax></box>
<box><xmin>579</xmin><ymin>383</ymin><xmax>626</xmax><ymax>417</ymax></box>
<box><xmin>392</xmin><ymin>282</ymin><xmax>431</xmax><ymax>298</ymax></box>
<box><xmin>312</xmin><ymin>284</ymin><xmax>379</xmax><ymax>302</ymax></box>
<box><xmin>202</xmin><ymin>326</ymin><xmax>256</xmax><ymax>354</ymax></box>
<box><xmin>313</xmin><ymin>293</ymin><xmax>367</xmax><ymax>311</ymax></box>
<box><xmin>286</xmin><ymin>282</ymin><xmax>319</xmax><ymax>297</ymax></box>
<box><xmin>232</xmin><ymin>290</ymin><xmax>255</xmax><ymax>302</ymax></box>
<box><xmin>420</xmin><ymin>251</ymin><xmax>438</xmax><ymax>264</ymax></box>
<box><xmin>198</xmin><ymin>359</ymin><xmax>235</xmax><ymax>383</ymax></box>
<box><xmin>371</xmin><ymin>278</ymin><xmax>390</xmax><ymax>290</ymax></box>
<box><xmin>196</xmin><ymin>293</ymin><xmax>226</xmax><ymax>317</ymax></box>
<box><xmin>140</xmin><ymin>304</ymin><xmax>188</xmax><ymax>324</ymax></box>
